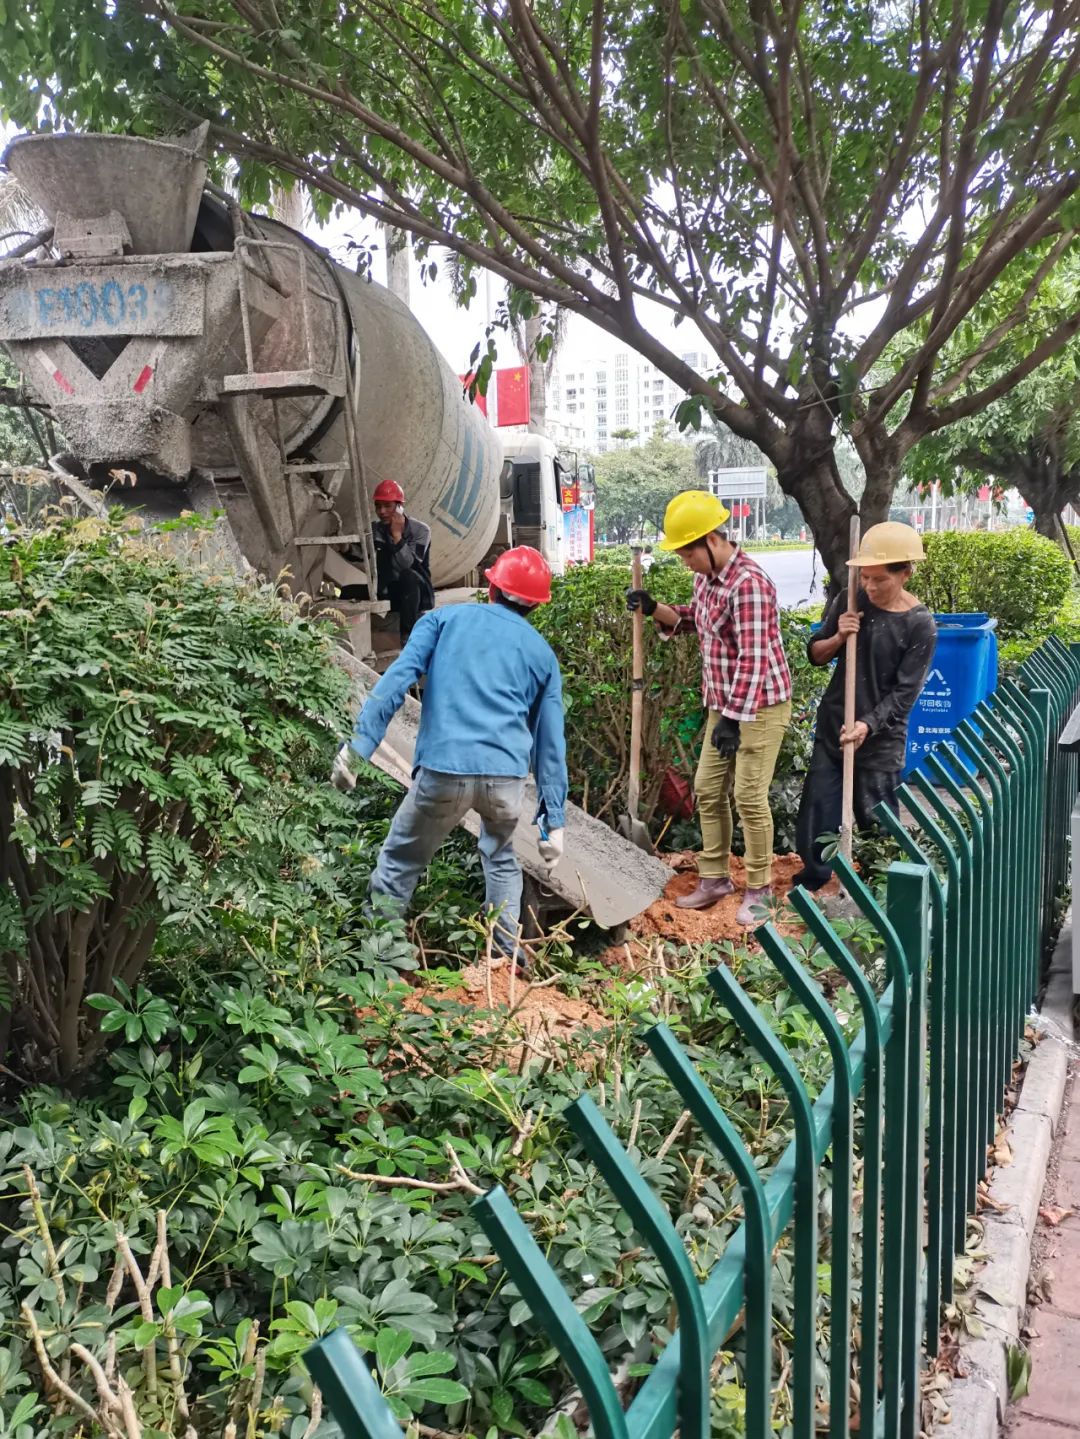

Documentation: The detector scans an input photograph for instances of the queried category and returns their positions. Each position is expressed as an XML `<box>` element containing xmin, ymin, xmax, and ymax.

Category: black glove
<box><xmin>711</xmin><ymin>716</ymin><xmax>741</xmax><ymax>756</ymax></box>
<box><xmin>626</xmin><ymin>588</ymin><xmax>657</xmax><ymax>617</ymax></box>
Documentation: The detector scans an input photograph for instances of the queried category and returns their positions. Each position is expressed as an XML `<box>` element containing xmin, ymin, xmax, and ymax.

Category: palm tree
<box><xmin>694</xmin><ymin>420</ymin><xmax>768</xmax><ymax>479</ymax></box>
<box><xmin>270</xmin><ymin>181</ymin><xmax>305</xmax><ymax>231</ymax></box>
<box><xmin>0</xmin><ymin>174</ymin><xmax>46</xmax><ymax>255</ymax></box>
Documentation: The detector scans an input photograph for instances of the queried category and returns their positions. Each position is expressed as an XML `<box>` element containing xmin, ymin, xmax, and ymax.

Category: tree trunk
<box><xmin>524</xmin><ymin>311</ymin><xmax>546</xmax><ymax>433</ymax></box>
<box><xmin>384</xmin><ymin>225</ymin><xmax>411</xmax><ymax>307</ymax></box>
<box><xmin>775</xmin><ymin>449</ymin><xmax>859</xmax><ymax>585</ymax></box>
<box><xmin>1008</xmin><ymin>451</ymin><xmax>1080</xmax><ymax>548</ymax></box>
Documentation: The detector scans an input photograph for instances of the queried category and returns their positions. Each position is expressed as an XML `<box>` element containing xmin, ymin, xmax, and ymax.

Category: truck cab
<box><xmin>498</xmin><ymin>431</ymin><xmax>566</xmax><ymax>576</ymax></box>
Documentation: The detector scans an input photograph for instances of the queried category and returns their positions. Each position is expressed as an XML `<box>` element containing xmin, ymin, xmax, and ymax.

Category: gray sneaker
<box><xmin>676</xmin><ymin>876</ymin><xmax>735</xmax><ymax>910</ymax></box>
<box><xmin>736</xmin><ymin>886</ymin><xmax>772</xmax><ymax>926</ymax></box>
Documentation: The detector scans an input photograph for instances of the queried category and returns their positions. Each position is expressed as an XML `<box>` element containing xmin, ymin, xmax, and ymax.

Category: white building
<box><xmin>549</xmin><ymin>345</ymin><xmax>713</xmax><ymax>454</ymax></box>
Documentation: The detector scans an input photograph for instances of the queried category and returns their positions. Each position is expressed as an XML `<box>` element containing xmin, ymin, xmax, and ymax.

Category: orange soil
<box><xmin>628</xmin><ymin>852</ymin><xmax>839</xmax><ymax>947</ymax></box>
<box><xmin>400</xmin><ymin>853</ymin><xmax>839</xmax><ymax>1042</ymax></box>
<box><xmin>405</xmin><ymin>958</ymin><xmax>609</xmax><ymax>1043</ymax></box>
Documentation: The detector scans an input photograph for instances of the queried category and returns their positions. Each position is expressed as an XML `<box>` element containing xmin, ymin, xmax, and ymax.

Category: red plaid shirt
<box><xmin>662</xmin><ymin>548</ymin><xmax>792</xmax><ymax>721</ymax></box>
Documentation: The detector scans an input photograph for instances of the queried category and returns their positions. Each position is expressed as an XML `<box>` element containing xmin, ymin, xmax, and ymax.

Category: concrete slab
<box><xmin>988</xmin><ymin>1110</ymin><xmax>1054</xmax><ymax>1236</ymax></box>
<box><xmin>1016</xmin><ymin>1042</ymin><xmax>1071</xmax><ymax>1134</ymax></box>
<box><xmin>946</xmin><ymin>1380</ymin><xmax>1001</xmax><ymax>1438</ymax></box>
<box><xmin>1016</xmin><ymin>1308</ymin><xmax>1080</xmax><ymax>1427</ymax></box>
<box><xmin>974</xmin><ymin>1219</ymin><xmax>1029</xmax><ymax>1315</ymax></box>
<box><xmin>334</xmin><ymin>649</ymin><xmax>672</xmax><ymax>930</ymax></box>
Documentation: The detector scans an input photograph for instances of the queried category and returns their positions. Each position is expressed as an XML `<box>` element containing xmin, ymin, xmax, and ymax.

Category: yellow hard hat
<box><xmin>658</xmin><ymin>490</ymin><xmax>731</xmax><ymax>551</ymax></box>
<box><xmin>848</xmin><ymin>521</ymin><xmax>925</xmax><ymax>566</ymax></box>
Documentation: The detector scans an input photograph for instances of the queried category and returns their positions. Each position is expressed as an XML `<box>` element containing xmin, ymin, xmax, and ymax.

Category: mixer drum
<box><xmin>1</xmin><ymin>131</ymin><xmax>502</xmax><ymax>589</ymax></box>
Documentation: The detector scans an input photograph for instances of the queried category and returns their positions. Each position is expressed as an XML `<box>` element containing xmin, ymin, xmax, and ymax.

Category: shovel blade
<box><xmin>617</xmin><ymin>811</ymin><xmax>654</xmax><ymax>853</ymax></box>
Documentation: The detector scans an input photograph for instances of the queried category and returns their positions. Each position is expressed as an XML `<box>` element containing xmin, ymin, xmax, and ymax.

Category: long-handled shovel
<box><xmin>617</xmin><ymin>545</ymin><xmax>654</xmax><ymax>852</ymax></box>
<box><xmin>840</xmin><ymin>516</ymin><xmax>861</xmax><ymax>861</ymax></box>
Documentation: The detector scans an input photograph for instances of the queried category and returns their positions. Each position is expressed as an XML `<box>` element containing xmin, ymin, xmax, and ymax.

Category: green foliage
<box><xmin>593</xmin><ymin>434</ymin><xmax>699</xmax><ymax>544</ymax></box>
<box><xmin>1</xmin><ymin>883</ymin><xmax>863</xmax><ymax>1439</ymax></box>
<box><xmin>4</xmin><ymin>2</ymin><xmax>1073</xmax><ymax>572</ymax></box>
<box><xmin>902</xmin><ymin>263</ymin><xmax>1080</xmax><ymax>531</ymax></box>
<box><xmin>0</xmin><ymin>356</ymin><xmax>42</xmax><ymax>468</ymax></box>
<box><xmin>909</xmin><ymin>529</ymin><xmax>1073</xmax><ymax>639</ymax></box>
<box><xmin>533</xmin><ymin>564</ymin><xmax>827</xmax><ymax>850</ymax></box>
<box><xmin>0</xmin><ymin>511</ymin><xmax>352</xmax><ymax>1081</ymax></box>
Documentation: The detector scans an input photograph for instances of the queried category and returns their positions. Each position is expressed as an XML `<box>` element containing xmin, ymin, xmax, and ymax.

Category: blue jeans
<box><xmin>370</xmin><ymin>768</ymin><xmax>526</xmax><ymax>954</ymax></box>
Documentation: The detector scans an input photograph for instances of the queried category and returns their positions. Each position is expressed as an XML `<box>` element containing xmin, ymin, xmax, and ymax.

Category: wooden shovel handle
<box><xmin>628</xmin><ymin>546</ymin><xmax>644</xmax><ymax>818</ymax></box>
<box><xmin>840</xmin><ymin>516</ymin><xmax>860</xmax><ymax>860</ymax></box>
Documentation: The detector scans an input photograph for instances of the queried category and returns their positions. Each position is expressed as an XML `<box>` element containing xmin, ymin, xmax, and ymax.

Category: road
<box><xmin>754</xmin><ymin>547</ymin><xmax>826</xmax><ymax>610</ymax></box>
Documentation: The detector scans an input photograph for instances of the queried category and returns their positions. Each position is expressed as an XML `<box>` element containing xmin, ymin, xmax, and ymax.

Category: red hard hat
<box><xmin>485</xmin><ymin>546</ymin><xmax>552</xmax><ymax>606</ymax></box>
<box><xmin>373</xmin><ymin>479</ymin><xmax>405</xmax><ymax>504</ymax></box>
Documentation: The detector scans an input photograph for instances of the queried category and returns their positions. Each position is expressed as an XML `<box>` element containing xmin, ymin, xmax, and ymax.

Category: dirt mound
<box><xmin>629</xmin><ymin>853</ymin><xmax>840</xmax><ymax>947</ymax></box>
<box><xmin>402</xmin><ymin>853</ymin><xmax>840</xmax><ymax>1046</ymax></box>
<box><xmin>406</xmin><ymin>959</ymin><xmax>609</xmax><ymax>1045</ymax></box>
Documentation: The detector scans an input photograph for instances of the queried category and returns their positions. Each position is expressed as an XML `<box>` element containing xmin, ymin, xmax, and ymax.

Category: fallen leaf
<box><xmin>1039</xmin><ymin>1205</ymin><xmax>1074</xmax><ymax>1227</ymax></box>
<box><xmin>977</xmin><ymin>1186</ymin><xmax>1013</xmax><ymax>1214</ymax></box>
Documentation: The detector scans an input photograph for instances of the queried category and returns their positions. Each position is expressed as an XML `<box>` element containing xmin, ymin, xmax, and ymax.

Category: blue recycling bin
<box><xmin>902</xmin><ymin>612</ymin><xmax>998</xmax><ymax>779</ymax></box>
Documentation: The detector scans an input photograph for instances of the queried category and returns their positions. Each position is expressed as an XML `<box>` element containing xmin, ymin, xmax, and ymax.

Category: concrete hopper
<box><xmin>2</xmin><ymin>128</ymin><xmax>208</xmax><ymax>256</ymax></box>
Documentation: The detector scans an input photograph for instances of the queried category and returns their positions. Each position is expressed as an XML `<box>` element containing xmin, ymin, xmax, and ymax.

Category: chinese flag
<box><xmin>459</xmin><ymin>373</ymin><xmax>488</xmax><ymax>417</ymax></box>
<box><xmin>496</xmin><ymin>366</ymin><xmax>531</xmax><ymax>427</ymax></box>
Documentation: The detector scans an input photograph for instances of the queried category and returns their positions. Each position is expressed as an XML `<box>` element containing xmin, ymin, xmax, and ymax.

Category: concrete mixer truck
<box><xmin>0</xmin><ymin>128</ymin><xmax>580</xmax><ymax>665</ymax></box>
<box><xmin>0</xmin><ymin>127</ymin><xmax>671</xmax><ymax>929</ymax></box>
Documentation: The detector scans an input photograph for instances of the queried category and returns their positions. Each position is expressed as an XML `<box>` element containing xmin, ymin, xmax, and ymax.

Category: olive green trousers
<box><xmin>694</xmin><ymin>701</ymin><xmax>792</xmax><ymax>888</ymax></box>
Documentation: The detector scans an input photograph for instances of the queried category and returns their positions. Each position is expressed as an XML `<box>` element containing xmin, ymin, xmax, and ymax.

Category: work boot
<box><xmin>736</xmin><ymin>886</ymin><xmax>772</xmax><ymax>926</ymax></box>
<box><xmin>676</xmin><ymin>876</ymin><xmax>735</xmax><ymax>910</ymax></box>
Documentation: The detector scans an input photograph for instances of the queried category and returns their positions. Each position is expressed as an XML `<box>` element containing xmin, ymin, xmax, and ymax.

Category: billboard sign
<box><xmin>708</xmin><ymin>466</ymin><xmax>768</xmax><ymax>499</ymax></box>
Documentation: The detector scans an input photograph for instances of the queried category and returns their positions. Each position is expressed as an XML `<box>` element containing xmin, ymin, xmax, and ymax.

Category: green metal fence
<box><xmin>306</xmin><ymin>636</ymin><xmax>1080</xmax><ymax>1439</ymax></box>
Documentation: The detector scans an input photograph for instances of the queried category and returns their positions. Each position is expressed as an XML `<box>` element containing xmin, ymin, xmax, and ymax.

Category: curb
<box><xmin>940</xmin><ymin>915</ymin><xmax>1074</xmax><ymax>1437</ymax></box>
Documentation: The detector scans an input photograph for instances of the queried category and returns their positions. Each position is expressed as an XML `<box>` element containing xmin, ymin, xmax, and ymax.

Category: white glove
<box><xmin>331</xmin><ymin>743</ymin><xmax>358</xmax><ymax>792</ymax></box>
<box><xmin>537</xmin><ymin>828</ymin><xmax>564</xmax><ymax>874</ymax></box>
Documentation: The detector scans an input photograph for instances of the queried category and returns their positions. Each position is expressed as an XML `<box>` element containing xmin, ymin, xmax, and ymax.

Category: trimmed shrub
<box><xmin>910</xmin><ymin>529</ymin><xmax>1072</xmax><ymax>638</ymax></box>
<box><xmin>533</xmin><ymin>564</ymin><xmax>827</xmax><ymax>849</ymax></box>
<box><xmin>0</xmin><ymin>511</ymin><xmax>351</xmax><ymax>1080</ymax></box>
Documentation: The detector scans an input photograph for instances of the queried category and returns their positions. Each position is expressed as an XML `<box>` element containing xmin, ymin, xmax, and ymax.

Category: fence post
<box><xmin>304</xmin><ymin>1330</ymin><xmax>404</xmax><ymax>1439</ymax></box>
<box><xmin>886</xmin><ymin>862</ymin><xmax>931</xmax><ymax>1439</ymax></box>
<box><xmin>876</xmin><ymin>797</ymin><xmax>951</xmax><ymax>1348</ymax></box>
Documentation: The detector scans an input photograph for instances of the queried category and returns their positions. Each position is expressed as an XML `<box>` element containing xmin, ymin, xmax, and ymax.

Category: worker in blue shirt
<box><xmin>332</xmin><ymin>546</ymin><xmax>568</xmax><ymax>960</ymax></box>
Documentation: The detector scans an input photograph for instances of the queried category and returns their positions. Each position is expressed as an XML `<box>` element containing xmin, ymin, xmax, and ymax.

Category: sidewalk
<box><xmin>1006</xmin><ymin>1016</ymin><xmax>1080</xmax><ymax>1437</ymax></box>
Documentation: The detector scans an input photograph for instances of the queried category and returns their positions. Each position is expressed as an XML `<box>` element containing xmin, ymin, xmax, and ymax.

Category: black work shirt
<box><xmin>811</xmin><ymin>591</ymin><xmax>937</xmax><ymax>771</ymax></box>
<box><xmin>372</xmin><ymin>515</ymin><xmax>432</xmax><ymax>594</ymax></box>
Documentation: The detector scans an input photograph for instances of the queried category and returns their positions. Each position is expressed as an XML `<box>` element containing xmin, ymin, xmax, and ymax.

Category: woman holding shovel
<box><xmin>626</xmin><ymin>490</ymin><xmax>792</xmax><ymax>925</ymax></box>
<box><xmin>793</xmin><ymin>521</ymin><xmax>937</xmax><ymax>892</ymax></box>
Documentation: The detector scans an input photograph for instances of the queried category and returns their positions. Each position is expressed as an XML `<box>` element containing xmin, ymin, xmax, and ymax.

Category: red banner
<box><xmin>458</xmin><ymin>374</ymin><xmax>488</xmax><ymax>416</ymax></box>
<box><xmin>457</xmin><ymin>371</ymin><xmax>488</xmax><ymax>417</ymax></box>
<box><xmin>495</xmin><ymin>366</ymin><xmax>531</xmax><ymax>427</ymax></box>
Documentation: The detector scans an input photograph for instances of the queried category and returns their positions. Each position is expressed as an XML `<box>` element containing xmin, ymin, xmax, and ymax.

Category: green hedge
<box><xmin>910</xmin><ymin>529</ymin><xmax>1072</xmax><ymax>638</ymax></box>
<box><xmin>533</xmin><ymin>564</ymin><xmax>826</xmax><ymax>852</ymax></box>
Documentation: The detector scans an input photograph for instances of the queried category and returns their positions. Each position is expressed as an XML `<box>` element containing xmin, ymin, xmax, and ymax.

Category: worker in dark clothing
<box><xmin>793</xmin><ymin>522</ymin><xmax>937</xmax><ymax>892</ymax></box>
<box><xmin>341</xmin><ymin>479</ymin><xmax>435</xmax><ymax>644</ymax></box>
<box><xmin>371</xmin><ymin>479</ymin><xmax>434</xmax><ymax>644</ymax></box>
<box><xmin>341</xmin><ymin>480</ymin><xmax>434</xmax><ymax>642</ymax></box>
